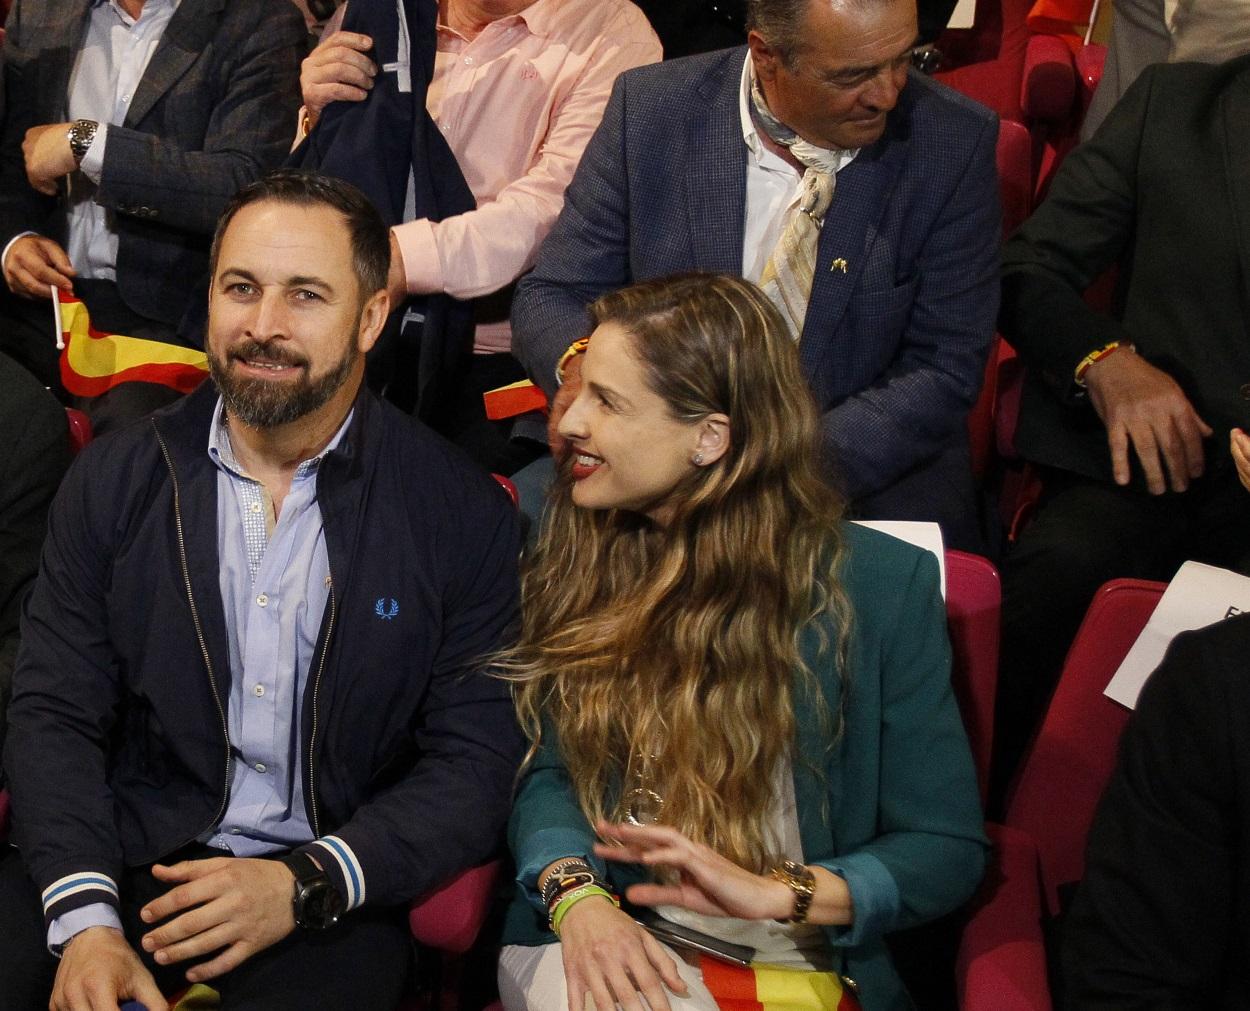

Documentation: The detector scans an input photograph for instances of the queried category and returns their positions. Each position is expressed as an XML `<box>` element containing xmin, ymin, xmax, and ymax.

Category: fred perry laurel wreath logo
<box><xmin>374</xmin><ymin>598</ymin><xmax>399</xmax><ymax>620</ymax></box>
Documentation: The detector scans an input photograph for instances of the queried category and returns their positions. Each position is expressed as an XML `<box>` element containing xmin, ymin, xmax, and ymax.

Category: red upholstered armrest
<box><xmin>1021</xmin><ymin>35</ymin><xmax>1077</xmax><ymax>124</ymax></box>
<box><xmin>957</xmin><ymin>823</ymin><xmax>1052</xmax><ymax>1011</ymax></box>
<box><xmin>408</xmin><ymin>860</ymin><xmax>502</xmax><ymax>955</ymax></box>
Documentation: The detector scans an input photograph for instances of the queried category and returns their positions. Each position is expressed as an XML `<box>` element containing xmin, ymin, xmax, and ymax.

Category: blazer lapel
<box><xmin>1220</xmin><ymin>64</ymin><xmax>1250</xmax><ymax>338</ymax></box>
<box><xmin>683</xmin><ymin>51</ymin><xmax>748</xmax><ymax>273</ymax></box>
<box><xmin>798</xmin><ymin>130</ymin><xmax>906</xmax><ymax>377</ymax></box>
<box><xmin>38</xmin><ymin>0</ymin><xmax>94</xmax><ymax>120</ymax></box>
<box><xmin>125</xmin><ymin>0</ymin><xmax>225</xmax><ymax>128</ymax></box>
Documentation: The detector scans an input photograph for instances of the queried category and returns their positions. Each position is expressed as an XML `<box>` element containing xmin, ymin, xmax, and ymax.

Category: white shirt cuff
<box><xmin>78</xmin><ymin>122</ymin><xmax>108</xmax><ymax>184</ymax></box>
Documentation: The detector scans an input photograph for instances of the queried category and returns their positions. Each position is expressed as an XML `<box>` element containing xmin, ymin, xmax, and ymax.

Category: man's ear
<box><xmin>356</xmin><ymin>289</ymin><xmax>388</xmax><ymax>355</ymax></box>
<box><xmin>694</xmin><ymin>413</ymin><xmax>731</xmax><ymax>466</ymax></box>
<box><xmin>747</xmin><ymin>29</ymin><xmax>782</xmax><ymax>85</ymax></box>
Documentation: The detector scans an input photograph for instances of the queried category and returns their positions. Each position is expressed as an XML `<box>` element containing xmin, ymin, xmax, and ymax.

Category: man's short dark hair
<box><xmin>747</xmin><ymin>0</ymin><xmax>811</xmax><ymax>66</ymax></box>
<box><xmin>209</xmin><ymin>170</ymin><xmax>390</xmax><ymax>300</ymax></box>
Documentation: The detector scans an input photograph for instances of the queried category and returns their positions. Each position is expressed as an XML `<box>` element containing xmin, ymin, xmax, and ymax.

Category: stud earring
<box><xmin>692</xmin><ymin>452</ymin><xmax>705</xmax><ymax>466</ymax></box>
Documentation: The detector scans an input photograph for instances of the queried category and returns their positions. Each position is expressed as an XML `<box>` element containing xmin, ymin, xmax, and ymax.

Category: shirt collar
<box><xmin>437</xmin><ymin>0</ymin><xmax>554</xmax><ymax>41</ymax></box>
<box><xmin>93</xmin><ymin>0</ymin><xmax>181</xmax><ymax>16</ymax></box>
<box><xmin>207</xmin><ymin>396</ymin><xmax>355</xmax><ymax>484</ymax></box>
<box><xmin>738</xmin><ymin>54</ymin><xmax>860</xmax><ymax>174</ymax></box>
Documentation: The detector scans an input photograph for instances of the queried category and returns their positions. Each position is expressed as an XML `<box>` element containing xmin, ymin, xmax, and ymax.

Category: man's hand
<box><xmin>1231</xmin><ymin>428</ymin><xmax>1250</xmax><ymax>494</ymax></box>
<box><xmin>139</xmin><ymin>857</ymin><xmax>297</xmax><ymax>983</ymax></box>
<box><xmin>547</xmin><ymin>353</ymin><xmax>582</xmax><ymax>461</ymax></box>
<box><xmin>300</xmin><ymin>31</ymin><xmax>376</xmax><ymax>133</ymax></box>
<box><xmin>51</xmin><ymin>926</ymin><xmax>168</xmax><ymax>1011</ymax></box>
<box><xmin>386</xmin><ymin>230</ymin><xmax>407</xmax><ymax>311</ymax></box>
<box><xmin>3</xmin><ymin>235</ymin><xmax>76</xmax><ymax>299</ymax></box>
<box><xmin>23</xmin><ymin>123</ymin><xmax>77</xmax><ymax>196</ymax></box>
<box><xmin>1083</xmin><ymin>348</ymin><xmax>1213</xmax><ymax>494</ymax></box>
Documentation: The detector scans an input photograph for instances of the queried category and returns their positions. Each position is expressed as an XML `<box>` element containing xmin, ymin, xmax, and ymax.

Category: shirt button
<box><xmin>256</xmin><ymin>593</ymin><xmax>268</xmax><ymax>607</ymax></box>
<box><xmin>253</xmin><ymin>684</ymin><xmax>265</xmax><ymax>697</ymax></box>
<box><xmin>230</xmin><ymin>828</ymin><xmax>242</xmax><ymax>835</ymax></box>
<box><xmin>463</xmin><ymin>55</ymin><xmax>474</xmax><ymax>65</ymax></box>
<box><xmin>250</xmin><ymin>501</ymin><xmax>263</xmax><ymax>513</ymax></box>
<box><xmin>122</xmin><ymin>94</ymin><xmax>131</xmax><ymax>103</ymax></box>
<box><xmin>254</xmin><ymin>762</ymin><xmax>267</xmax><ymax>773</ymax></box>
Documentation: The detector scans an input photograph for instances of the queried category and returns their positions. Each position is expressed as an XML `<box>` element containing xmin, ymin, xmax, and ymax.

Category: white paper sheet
<box><xmin>1105</xmin><ymin>561</ymin><xmax>1250</xmax><ymax>709</ymax></box>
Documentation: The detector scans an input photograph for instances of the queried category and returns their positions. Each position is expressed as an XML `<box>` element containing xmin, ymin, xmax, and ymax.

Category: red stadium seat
<box><xmin>958</xmin><ymin>578</ymin><xmax>1165</xmax><ymax>1007</ymax></box>
<box><xmin>945</xmin><ymin>549</ymin><xmax>1001</xmax><ymax>805</ymax></box>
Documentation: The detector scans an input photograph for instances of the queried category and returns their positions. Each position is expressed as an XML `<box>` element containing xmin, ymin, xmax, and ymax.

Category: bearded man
<box><xmin>0</xmin><ymin>170</ymin><xmax>523</xmax><ymax>1011</ymax></box>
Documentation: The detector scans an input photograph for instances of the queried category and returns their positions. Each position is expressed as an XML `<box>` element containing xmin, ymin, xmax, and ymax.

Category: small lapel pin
<box><xmin>830</xmin><ymin>257</ymin><xmax>848</xmax><ymax>273</ymax></box>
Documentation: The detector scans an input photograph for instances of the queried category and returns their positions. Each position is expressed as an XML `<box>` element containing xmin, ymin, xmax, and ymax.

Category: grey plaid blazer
<box><xmin>0</xmin><ymin>0</ymin><xmax>305</xmax><ymax>327</ymax></box>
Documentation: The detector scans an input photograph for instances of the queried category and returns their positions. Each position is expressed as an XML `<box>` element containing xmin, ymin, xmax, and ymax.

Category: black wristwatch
<box><xmin>280</xmin><ymin>851</ymin><xmax>345</xmax><ymax>930</ymax></box>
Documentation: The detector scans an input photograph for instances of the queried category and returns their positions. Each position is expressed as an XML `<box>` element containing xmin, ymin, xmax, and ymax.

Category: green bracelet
<box><xmin>550</xmin><ymin>884</ymin><xmax>617</xmax><ymax>936</ymax></box>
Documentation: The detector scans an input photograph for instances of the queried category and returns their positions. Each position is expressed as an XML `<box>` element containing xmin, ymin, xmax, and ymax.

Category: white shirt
<box><xmin>737</xmin><ymin>56</ymin><xmax>859</xmax><ymax>285</ymax></box>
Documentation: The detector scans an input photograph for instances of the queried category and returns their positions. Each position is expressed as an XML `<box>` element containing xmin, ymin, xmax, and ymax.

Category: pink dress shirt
<box><xmin>326</xmin><ymin>0</ymin><xmax>660</xmax><ymax>354</ymax></box>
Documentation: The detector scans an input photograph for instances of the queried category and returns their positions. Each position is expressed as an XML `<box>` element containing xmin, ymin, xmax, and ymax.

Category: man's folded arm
<box><xmin>4</xmin><ymin>447</ymin><xmax>127</xmax><ymax>930</ymax></box>
<box><xmin>819</xmin><ymin>112</ymin><xmax>1001</xmax><ymax>500</ymax></box>
<box><xmin>93</xmin><ymin>3</ymin><xmax>306</xmax><ymax>236</ymax></box>
<box><xmin>511</xmin><ymin>72</ymin><xmax>638</xmax><ymax>398</ymax></box>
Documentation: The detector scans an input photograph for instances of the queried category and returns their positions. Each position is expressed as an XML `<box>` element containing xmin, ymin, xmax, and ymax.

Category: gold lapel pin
<box><xmin>831</xmin><ymin>257</ymin><xmax>848</xmax><ymax>273</ymax></box>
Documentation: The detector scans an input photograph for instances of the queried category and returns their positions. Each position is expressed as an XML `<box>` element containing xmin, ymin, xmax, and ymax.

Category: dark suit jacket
<box><xmin>1063</xmin><ymin>613</ymin><xmax>1250</xmax><ymax>1009</ymax></box>
<box><xmin>1001</xmin><ymin>57</ymin><xmax>1250</xmax><ymax>487</ymax></box>
<box><xmin>0</xmin><ymin>353</ymin><xmax>70</xmax><ymax>774</ymax></box>
<box><xmin>0</xmin><ymin>0</ymin><xmax>305</xmax><ymax>327</ymax></box>
<box><xmin>511</xmin><ymin>48</ymin><xmax>1000</xmax><ymax>525</ymax></box>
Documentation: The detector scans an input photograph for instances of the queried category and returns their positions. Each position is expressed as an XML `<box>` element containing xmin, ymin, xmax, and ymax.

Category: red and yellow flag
<box><xmin>57</xmin><ymin>291</ymin><xmax>209</xmax><ymax>398</ymax></box>
<box><xmin>700</xmin><ymin>957</ymin><xmax>863</xmax><ymax>1011</ymax></box>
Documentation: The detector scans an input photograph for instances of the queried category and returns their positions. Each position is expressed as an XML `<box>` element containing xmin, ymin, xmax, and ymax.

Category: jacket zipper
<box><xmin>306</xmin><ymin>578</ymin><xmax>336</xmax><ymax>839</ymax></box>
<box><xmin>154</xmin><ymin>427</ymin><xmax>232</xmax><ymax>844</ymax></box>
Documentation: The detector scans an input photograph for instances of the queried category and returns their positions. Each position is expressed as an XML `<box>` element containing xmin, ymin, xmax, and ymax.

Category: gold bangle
<box><xmin>555</xmin><ymin>337</ymin><xmax>590</xmax><ymax>387</ymax></box>
<box><xmin>771</xmin><ymin>860</ymin><xmax>816</xmax><ymax>924</ymax></box>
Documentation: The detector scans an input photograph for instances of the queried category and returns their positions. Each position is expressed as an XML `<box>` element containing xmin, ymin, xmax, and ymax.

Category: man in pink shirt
<box><xmin>300</xmin><ymin>0</ymin><xmax>660</xmax><ymax>473</ymax></box>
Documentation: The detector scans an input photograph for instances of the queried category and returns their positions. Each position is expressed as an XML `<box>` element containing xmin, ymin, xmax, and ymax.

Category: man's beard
<box><xmin>208</xmin><ymin>336</ymin><xmax>357</xmax><ymax>429</ymax></box>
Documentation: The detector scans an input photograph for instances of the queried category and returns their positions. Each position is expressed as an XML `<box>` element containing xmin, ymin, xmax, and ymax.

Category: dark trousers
<box><xmin>0</xmin><ymin>281</ymin><xmax>185</xmax><ymax>436</ymax></box>
<box><xmin>0</xmin><ymin>844</ymin><xmax>413</xmax><ymax>1011</ymax></box>
<box><xmin>991</xmin><ymin>463</ymin><xmax>1250</xmax><ymax>811</ymax></box>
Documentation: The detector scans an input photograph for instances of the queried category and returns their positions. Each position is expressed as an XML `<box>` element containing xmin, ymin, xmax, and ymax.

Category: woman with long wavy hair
<box><xmin>496</xmin><ymin>274</ymin><xmax>985</xmax><ymax>1011</ymax></box>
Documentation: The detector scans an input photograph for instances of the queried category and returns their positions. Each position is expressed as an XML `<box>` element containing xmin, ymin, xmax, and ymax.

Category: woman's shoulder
<box><xmin>835</xmin><ymin>522</ymin><xmax>942</xmax><ymax>605</ymax></box>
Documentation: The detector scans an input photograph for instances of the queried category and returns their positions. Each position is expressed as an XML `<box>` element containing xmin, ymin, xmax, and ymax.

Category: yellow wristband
<box><xmin>550</xmin><ymin>884</ymin><xmax>616</xmax><ymax>936</ymax></box>
<box><xmin>1074</xmin><ymin>341</ymin><xmax>1133</xmax><ymax>387</ymax></box>
<box><xmin>555</xmin><ymin>337</ymin><xmax>590</xmax><ymax>387</ymax></box>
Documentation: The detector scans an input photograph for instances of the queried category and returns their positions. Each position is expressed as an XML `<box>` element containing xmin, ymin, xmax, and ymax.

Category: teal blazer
<box><xmin>502</xmin><ymin>524</ymin><xmax>987</xmax><ymax>1010</ymax></box>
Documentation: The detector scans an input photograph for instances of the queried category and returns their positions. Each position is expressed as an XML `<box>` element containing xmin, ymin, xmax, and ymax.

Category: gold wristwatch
<box><xmin>771</xmin><ymin>859</ymin><xmax>816</xmax><ymax>924</ymax></box>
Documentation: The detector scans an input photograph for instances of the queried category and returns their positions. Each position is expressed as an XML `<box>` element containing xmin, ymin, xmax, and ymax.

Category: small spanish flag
<box><xmin>57</xmin><ymin>291</ymin><xmax>209</xmax><ymax>398</ymax></box>
<box><xmin>700</xmin><ymin>957</ymin><xmax>862</xmax><ymax>1011</ymax></box>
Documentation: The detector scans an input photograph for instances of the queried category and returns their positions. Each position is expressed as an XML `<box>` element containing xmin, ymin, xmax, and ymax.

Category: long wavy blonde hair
<box><xmin>507</xmin><ymin>274</ymin><xmax>852</xmax><ymax>873</ymax></box>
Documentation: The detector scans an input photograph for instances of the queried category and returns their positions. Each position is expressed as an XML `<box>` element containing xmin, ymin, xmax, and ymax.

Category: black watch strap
<box><xmin>281</xmin><ymin>850</ymin><xmax>322</xmax><ymax>884</ymax></box>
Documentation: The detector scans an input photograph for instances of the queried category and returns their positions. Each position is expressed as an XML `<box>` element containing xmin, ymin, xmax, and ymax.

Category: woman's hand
<box><xmin>557</xmin><ymin>895</ymin><xmax>688</xmax><ymax>1011</ymax></box>
<box><xmin>594</xmin><ymin>820</ymin><xmax>795</xmax><ymax>920</ymax></box>
<box><xmin>594</xmin><ymin>820</ymin><xmax>854</xmax><ymax>926</ymax></box>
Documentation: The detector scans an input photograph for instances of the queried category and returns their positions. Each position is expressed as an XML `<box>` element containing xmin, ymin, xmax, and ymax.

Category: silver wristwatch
<box><xmin>67</xmin><ymin>119</ymin><xmax>99</xmax><ymax>166</ymax></box>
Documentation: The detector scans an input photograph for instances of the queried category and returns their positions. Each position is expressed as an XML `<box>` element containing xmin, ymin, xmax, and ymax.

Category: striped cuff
<box><xmin>41</xmin><ymin>871</ymin><xmax>120</xmax><ymax>927</ymax></box>
<box><xmin>305</xmin><ymin>835</ymin><xmax>366</xmax><ymax>911</ymax></box>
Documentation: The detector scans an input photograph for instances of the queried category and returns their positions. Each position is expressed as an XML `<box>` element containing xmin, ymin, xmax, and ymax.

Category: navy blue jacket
<box><xmin>5</xmin><ymin>381</ymin><xmax>523</xmax><ymax>926</ymax></box>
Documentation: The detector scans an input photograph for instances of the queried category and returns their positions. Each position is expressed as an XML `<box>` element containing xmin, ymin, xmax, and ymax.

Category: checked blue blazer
<box><xmin>512</xmin><ymin>48</ymin><xmax>1001</xmax><ymax>545</ymax></box>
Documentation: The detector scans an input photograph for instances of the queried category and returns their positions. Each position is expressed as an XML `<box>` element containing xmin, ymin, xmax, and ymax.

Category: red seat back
<box><xmin>1005</xmin><ymin>578</ymin><xmax>1165</xmax><ymax>916</ymax></box>
<box><xmin>945</xmin><ymin>550</ymin><xmax>1001</xmax><ymax>805</ymax></box>
<box><xmin>66</xmin><ymin>408</ymin><xmax>93</xmax><ymax>455</ymax></box>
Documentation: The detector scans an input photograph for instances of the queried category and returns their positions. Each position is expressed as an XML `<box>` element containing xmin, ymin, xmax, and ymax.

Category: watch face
<box><xmin>297</xmin><ymin>879</ymin><xmax>345</xmax><ymax>930</ymax></box>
